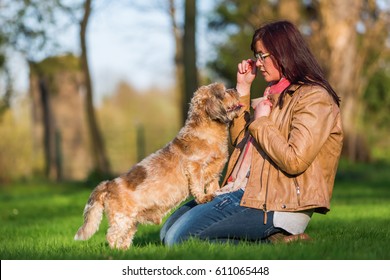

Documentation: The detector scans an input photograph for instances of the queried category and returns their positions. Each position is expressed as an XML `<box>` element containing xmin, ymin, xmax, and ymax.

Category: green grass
<box><xmin>1</xmin><ymin>160</ymin><xmax>389</xmax><ymax>260</ymax></box>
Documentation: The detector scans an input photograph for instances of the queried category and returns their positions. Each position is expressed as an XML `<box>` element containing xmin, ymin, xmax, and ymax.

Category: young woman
<box><xmin>160</xmin><ymin>20</ymin><xmax>343</xmax><ymax>245</ymax></box>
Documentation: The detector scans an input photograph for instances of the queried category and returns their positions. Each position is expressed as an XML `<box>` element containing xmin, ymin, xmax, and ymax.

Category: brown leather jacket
<box><xmin>222</xmin><ymin>84</ymin><xmax>343</xmax><ymax>214</ymax></box>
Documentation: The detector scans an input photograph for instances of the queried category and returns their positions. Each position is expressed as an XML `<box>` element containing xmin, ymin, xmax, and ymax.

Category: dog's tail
<box><xmin>74</xmin><ymin>181</ymin><xmax>109</xmax><ymax>241</ymax></box>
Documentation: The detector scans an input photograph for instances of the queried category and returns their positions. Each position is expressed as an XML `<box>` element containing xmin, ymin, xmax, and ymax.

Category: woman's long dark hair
<box><xmin>251</xmin><ymin>20</ymin><xmax>340</xmax><ymax>107</ymax></box>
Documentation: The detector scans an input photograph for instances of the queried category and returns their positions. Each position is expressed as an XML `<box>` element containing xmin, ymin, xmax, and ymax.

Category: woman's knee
<box><xmin>163</xmin><ymin>224</ymin><xmax>191</xmax><ymax>246</ymax></box>
<box><xmin>162</xmin><ymin>204</ymin><xmax>208</xmax><ymax>246</ymax></box>
<box><xmin>163</xmin><ymin>230</ymin><xmax>179</xmax><ymax>246</ymax></box>
<box><xmin>160</xmin><ymin>199</ymin><xmax>198</xmax><ymax>243</ymax></box>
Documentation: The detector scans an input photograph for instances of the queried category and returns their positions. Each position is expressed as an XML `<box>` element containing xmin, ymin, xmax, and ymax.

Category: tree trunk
<box><xmin>318</xmin><ymin>0</ymin><xmax>370</xmax><ymax>162</ymax></box>
<box><xmin>168</xmin><ymin>0</ymin><xmax>184</xmax><ymax>124</ymax></box>
<box><xmin>80</xmin><ymin>0</ymin><xmax>111</xmax><ymax>175</ymax></box>
<box><xmin>39</xmin><ymin>77</ymin><xmax>61</xmax><ymax>180</ymax></box>
<box><xmin>182</xmin><ymin>0</ymin><xmax>198</xmax><ymax>124</ymax></box>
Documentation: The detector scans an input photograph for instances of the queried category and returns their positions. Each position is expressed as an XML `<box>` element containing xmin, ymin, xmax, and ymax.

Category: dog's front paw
<box><xmin>196</xmin><ymin>193</ymin><xmax>215</xmax><ymax>204</ymax></box>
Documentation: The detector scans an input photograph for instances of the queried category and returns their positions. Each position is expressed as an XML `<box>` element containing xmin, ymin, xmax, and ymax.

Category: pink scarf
<box><xmin>267</xmin><ymin>77</ymin><xmax>291</xmax><ymax>95</ymax></box>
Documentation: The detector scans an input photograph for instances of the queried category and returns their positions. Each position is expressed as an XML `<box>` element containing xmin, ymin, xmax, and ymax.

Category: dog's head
<box><xmin>190</xmin><ymin>83</ymin><xmax>243</xmax><ymax>124</ymax></box>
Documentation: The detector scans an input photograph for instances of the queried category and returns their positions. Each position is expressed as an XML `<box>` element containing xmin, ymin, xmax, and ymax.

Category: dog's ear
<box><xmin>205</xmin><ymin>97</ymin><xmax>221</xmax><ymax>119</ymax></box>
<box><xmin>208</xmin><ymin>83</ymin><xmax>226</xmax><ymax>100</ymax></box>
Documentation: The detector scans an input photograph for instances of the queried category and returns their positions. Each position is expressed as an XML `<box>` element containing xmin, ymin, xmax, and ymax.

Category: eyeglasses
<box><xmin>254</xmin><ymin>52</ymin><xmax>270</xmax><ymax>62</ymax></box>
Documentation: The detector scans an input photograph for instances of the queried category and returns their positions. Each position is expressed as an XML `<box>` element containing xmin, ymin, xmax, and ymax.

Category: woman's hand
<box><xmin>251</xmin><ymin>87</ymin><xmax>273</xmax><ymax>119</ymax></box>
<box><xmin>254</xmin><ymin>98</ymin><xmax>273</xmax><ymax>119</ymax></box>
<box><xmin>236</xmin><ymin>59</ymin><xmax>257</xmax><ymax>96</ymax></box>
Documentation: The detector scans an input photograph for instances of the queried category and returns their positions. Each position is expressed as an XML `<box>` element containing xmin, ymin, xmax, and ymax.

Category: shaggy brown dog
<box><xmin>74</xmin><ymin>83</ymin><xmax>242</xmax><ymax>249</ymax></box>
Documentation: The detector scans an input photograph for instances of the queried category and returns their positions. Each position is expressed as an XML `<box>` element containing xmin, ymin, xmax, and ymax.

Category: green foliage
<box><xmin>1</xmin><ymin>0</ymin><xmax>71</xmax><ymax>62</ymax></box>
<box><xmin>0</xmin><ymin>161</ymin><xmax>389</xmax><ymax>259</ymax></box>
<box><xmin>362</xmin><ymin>69</ymin><xmax>390</xmax><ymax>149</ymax></box>
<box><xmin>30</xmin><ymin>54</ymin><xmax>81</xmax><ymax>76</ymax></box>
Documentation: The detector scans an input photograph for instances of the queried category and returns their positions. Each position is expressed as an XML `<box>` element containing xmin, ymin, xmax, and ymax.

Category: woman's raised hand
<box><xmin>236</xmin><ymin>59</ymin><xmax>257</xmax><ymax>96</ymax></box>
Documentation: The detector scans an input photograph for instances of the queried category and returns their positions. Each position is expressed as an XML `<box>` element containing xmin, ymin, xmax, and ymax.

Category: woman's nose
<box><xmin>255</xmin><ymin>59</ymin><xmax>263</xmax><ymax>67</ymax></box>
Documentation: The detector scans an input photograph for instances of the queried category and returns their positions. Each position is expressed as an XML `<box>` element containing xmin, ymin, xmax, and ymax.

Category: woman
<box><xmin>160</xmin><ymin>20</ymin><xmax>343</xmax><ymax>245</ymax></box>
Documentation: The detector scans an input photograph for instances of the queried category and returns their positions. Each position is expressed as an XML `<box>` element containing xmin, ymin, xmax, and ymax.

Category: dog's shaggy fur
<box><xmin>74</xmin><ymin>83</ymin><xmax>242</xmax><ymax>249</ymax></box>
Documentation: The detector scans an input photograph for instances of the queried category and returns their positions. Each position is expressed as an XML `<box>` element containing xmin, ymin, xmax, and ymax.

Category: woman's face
<box><xmin>254</xmin><ymin>40</ymin><xmax>282</xmax><ymax>83</ymax></box>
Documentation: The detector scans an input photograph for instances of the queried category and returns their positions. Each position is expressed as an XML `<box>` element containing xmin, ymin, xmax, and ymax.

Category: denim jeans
<box><xmin>160</xmin><ymin>189</ymin><xmax>280</xmax><ymax>246</ymax></box>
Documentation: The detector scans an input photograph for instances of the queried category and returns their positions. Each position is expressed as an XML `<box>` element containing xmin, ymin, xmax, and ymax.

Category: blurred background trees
<box><xmin>0</xmin><ymin>0</ymin><xmax>111</xmax><ymax>180</ymax></box>
<box><xmin>0</xmin><ymin>0</ymin><xmax>389</xmax><ymax>183</ymax></box>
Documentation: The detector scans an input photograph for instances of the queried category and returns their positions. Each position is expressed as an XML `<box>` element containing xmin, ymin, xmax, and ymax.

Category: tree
<box><xmin>0</xmin><ymin>0</ymin><xmax>71</xmax><ymax>179</ymax></box>
<box><xmin>168</xmin><ymin>0</ymin><xmax>185</xmax><ymax>123</ymax></box>
<box><xmin>29</xmin><ymin>55</ymin><xmax>89</xmax><ymax>181</ymax></box>
<box><xmin>79</xmin><ymin>0</ymin><xmax>111</xmax><ymax>176</ymax></box>
<box><xmin>167</xmin><ymin>0</ymin><xmax>199</xmax><ymax>124</ymax></box>
<box><xmin>1</xmin><ymin>0</ymin><xmax>112</xmax><ymax>178</ymax></box>
<box><xmin>182</xmin><ymin>0</ymin><xmax>198</xmax><ymax>123</ymax></box>
<box><xmin>312</xmin><ymin>0</ymin><xmax>390</xmax><ymax>161</ymax></box>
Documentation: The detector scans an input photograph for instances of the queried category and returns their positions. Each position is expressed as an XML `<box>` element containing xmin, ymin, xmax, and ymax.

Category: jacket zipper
<box><xmin>293</xmin><ymin>178</ymin><xmax>301</xmax><ymax>206</ymax></box>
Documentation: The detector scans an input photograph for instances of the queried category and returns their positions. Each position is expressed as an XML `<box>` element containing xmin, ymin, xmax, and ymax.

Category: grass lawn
<box><xmin>1</xmin><ymin>160</ymin><xmax>389</xmax><ymax>260</ymax></box>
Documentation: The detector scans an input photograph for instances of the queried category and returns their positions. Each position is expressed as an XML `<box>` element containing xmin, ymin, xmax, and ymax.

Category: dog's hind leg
<box><xmin>106</xmin><ymin>212</ymin><xmax>137</xmax><ymax>249</ymax></box>
<box><xmin>119</xmin><ymin>223</ymin><xmax>138</xmax><ymax>249</ymax></box>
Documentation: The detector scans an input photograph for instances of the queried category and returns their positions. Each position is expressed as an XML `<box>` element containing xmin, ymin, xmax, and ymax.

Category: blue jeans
<box><xmin>160</xmin><ymin>189</ymin><xmax>280</xmax><ymax>246</ymax></box>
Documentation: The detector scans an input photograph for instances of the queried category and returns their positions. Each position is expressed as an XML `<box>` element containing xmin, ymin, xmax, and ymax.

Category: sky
<box><xmin>8</xmin><ymin>0</ymin><xmax>215</xmax><ymax>105</ymax></box>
